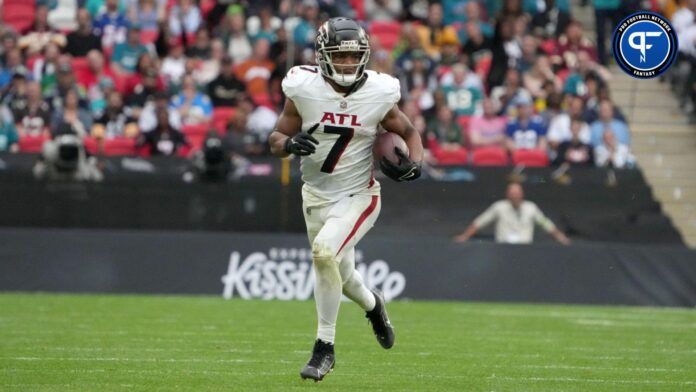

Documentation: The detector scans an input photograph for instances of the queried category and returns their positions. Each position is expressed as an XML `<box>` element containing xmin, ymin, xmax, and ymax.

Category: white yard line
<box><xmin>491</xmin><ymin>364</ymin><xmax>687</xmax><ymax>373</ymax></box>
<box><xmin>488</xmin><ymin>375</ymin><xmax>695</xmax><ymax>386</ymax></box>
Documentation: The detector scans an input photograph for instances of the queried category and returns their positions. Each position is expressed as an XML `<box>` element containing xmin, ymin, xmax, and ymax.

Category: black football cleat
<box><xmin>300</xmin><ymin>339</ymin><xmax>335</xmax><ymax>382</ymax></box>
<box><xmin>366</xmin><ymin>289</ymin><xmax>395</xmax><ymax>349</ymax></box>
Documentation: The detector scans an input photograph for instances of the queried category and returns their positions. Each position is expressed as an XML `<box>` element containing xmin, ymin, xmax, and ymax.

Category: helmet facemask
<box><xmin>316</xmin><ymin>20</ymin><xmax>371</xmax><ymax>87</ymax></box>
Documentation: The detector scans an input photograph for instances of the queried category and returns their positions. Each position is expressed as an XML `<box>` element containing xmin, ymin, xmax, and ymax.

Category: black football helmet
<box><xmin>315</xmin><ymin>17</ymin><xmax>370</xmax><ymax>87</ymax></box>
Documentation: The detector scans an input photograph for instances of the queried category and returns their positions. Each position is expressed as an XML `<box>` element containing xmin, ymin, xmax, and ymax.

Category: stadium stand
<box><xmin>0</xmin><ymin>0</ymin><xmax>692</xmax><ymax>245</ymax></box>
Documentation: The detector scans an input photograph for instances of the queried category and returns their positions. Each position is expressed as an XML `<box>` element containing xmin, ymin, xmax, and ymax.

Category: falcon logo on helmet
<box><xmin>315</xmin><ymin>17</ymin><xmax>370</xmax><ymax>87</ymax></box>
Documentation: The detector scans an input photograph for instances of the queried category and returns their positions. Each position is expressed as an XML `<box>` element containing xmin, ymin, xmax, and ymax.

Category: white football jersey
<box><xmin>282</xmin><ymin>66</ymin><xmax>400</xmax><ymax>206</ymax></box>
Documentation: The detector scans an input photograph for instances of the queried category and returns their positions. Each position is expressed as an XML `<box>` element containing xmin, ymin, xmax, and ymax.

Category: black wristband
<box><xmin>283</xmin><ymin>137</ymin><xmax>293</xmax><ymax>154</ymax></box>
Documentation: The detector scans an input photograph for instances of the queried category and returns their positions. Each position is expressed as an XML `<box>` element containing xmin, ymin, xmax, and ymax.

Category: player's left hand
<box><xmin>380</xmin><ymin>148</ymin><xmax>421</xmax><ymax>182</ymax></box>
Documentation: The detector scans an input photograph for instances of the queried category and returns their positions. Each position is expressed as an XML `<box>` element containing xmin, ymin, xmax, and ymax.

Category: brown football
<box><xmin>373</xmin><ymin>132</ymin><xmax>409</xmax><ymax>164</ymax></box>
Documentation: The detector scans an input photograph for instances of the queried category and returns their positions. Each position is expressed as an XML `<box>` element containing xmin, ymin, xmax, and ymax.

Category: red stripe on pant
<box><xmin>336</xmin><ymin>195</ymin><xmax>379</xmax><ymax>257</ymax></box>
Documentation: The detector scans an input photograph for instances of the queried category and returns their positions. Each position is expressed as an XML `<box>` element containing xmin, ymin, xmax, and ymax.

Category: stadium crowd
<box><xmin>0</xmin><ymin>0</ymin><xmax>690</xmax><ymax>172</ymax></box>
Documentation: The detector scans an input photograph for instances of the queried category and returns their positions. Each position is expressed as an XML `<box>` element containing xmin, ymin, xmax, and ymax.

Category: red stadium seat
<box><xmin>83</xmin><ymin>136</ymin><xmax>99</xmax><ymax>155</ymax></box>
<box><xmin>457</xmin><ymin>115</ymin><xmax>471</xmax><ymax>133</ymax></box>
<box><xmin>348</xmin><ymin>0</ymin><xmax>365</xmax><ymax>21</ymax></box>
<box><xmin>103</xmin><ymin>138</ymin><xmax>137</xmax><ymax>156</ymax></box>
<box><xmin>471</xmin><ymin>146</ymin><xmax>509</xmax><ymax>166</ymax></box>
<box><xmin>181</xmin><ymin>124</ymin><xmax>210</xmax><ymax>151</ymax></box>
<box><xmin>512</xmin><ymin>149</ymin><xmax>550</xmax><ymax>167</ymax></box>
<box><xmin>212</xmin><ymin>107</ymin><xmax>236</xmax><ymax>134</ymax></box>
<box><xmin>18</xmin><ymin>134</ymin><xmax>49</xmax><ymax>153</ymax></box>
<box><xmin>2</xmin><ymin>1</ymin><xmax>36</xmax><ymax>33</ymax></box>
<box><xmin>140</xmin><ymin>30</ymin><xmax>159</xmax><ymax>45</ymax></box>
<box><xmin>368</xmin><ymin>21</ymin><xmax>401</xmax><ymax>51</ymax></box>
<box><xmin>71</xmin><ymin>57</ymin><xmax>90</xmax><ymax>75</ymax></box>
<box><xmin>433</xmin><ymin>148</ymin><xmax>469</xmax><ymax>166</ymax></box>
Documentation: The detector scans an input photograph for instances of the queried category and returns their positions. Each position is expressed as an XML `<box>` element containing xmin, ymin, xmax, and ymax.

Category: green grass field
<box><xmin>0</xmin><ymin>293</ymin><xmax>694</xmax><ymax>391</ymax></box>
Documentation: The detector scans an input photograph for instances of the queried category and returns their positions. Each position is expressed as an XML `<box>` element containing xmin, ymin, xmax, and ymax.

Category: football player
<box><xmin>269</xmin><ymin>17</ymin><xmax>424</xmax><ymax>381</ymax></box>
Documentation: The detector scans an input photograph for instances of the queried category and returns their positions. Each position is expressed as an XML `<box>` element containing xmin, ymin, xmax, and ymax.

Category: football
<box><xmin>373</xmin><ymin>132</ymin><xmax>409</xmax><ymax>164</ymax></box>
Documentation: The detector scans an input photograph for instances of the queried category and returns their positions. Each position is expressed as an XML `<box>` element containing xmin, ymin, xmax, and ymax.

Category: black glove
<box><xmin>284</xmin><ymin>129</ymin><xmax>319</xmax><ymax>156</ymax></box>
<box><xmin>380</xmin><ymin>147</ymin><xmax>421</xmax><ymax>182</ymax></box>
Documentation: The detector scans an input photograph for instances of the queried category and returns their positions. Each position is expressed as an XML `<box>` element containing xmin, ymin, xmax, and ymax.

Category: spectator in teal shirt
<box><xmin>112</xmin><ymin>26</ymin><xmax>148</xmax><ymax>74</ymax></box>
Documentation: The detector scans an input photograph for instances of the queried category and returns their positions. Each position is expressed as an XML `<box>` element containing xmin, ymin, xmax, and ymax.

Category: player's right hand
<box><xmin>284</xmin><ymin>131</ymin><xmax>319</xmax><ymax>156</ymax></box>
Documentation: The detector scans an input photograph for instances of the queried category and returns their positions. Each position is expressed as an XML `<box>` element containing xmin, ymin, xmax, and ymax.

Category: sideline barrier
<box><xmin>1</xmin><ymin>228</ymin><xmax>694</xmax><ymax>307</ymax></box>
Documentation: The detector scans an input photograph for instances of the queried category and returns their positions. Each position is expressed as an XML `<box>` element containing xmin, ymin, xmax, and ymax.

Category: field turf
<box><xmin>0</xmin><ymin>293</ymin><xmax>694</xmax><ymax>391</ymax></box>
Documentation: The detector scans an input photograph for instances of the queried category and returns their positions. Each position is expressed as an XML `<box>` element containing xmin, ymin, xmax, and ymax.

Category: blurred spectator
<box><xmin>186</xmin><ymin>28</ymin><xmax>212</xmax><ymax>60</ymax></box>
<box><xmin>506</xmin><ymin>100</ymin><xmax>548</xmax><ymax>151</ymax></box>
<box><xmin>170</xmin><ymin>75</ymin><xmax>213</xmax><ymax>126</ymax></box>
<box><xmin>584</xmin><ymin>84</ymin><xmax>627</xmax><ymax>123</ymax></box>
<box><xmin>469</xmin><ymin>98</ymin><xmax>507</xmax><ymax>148</ymax></box>
<box><xmin>208</xmin><ymin>56</ymin><xmax>246</xmax><ymax>107</ymax></box>
<box><xmin>33</xmin><ymin>43</ymin><xmax>62</xmax><ymax>97</ymax></box>
<box><xmin>51</xmin><ymin>89</ymin><xmax>93</xmax><ymax>137</ymax></box>
<box><xmin>125</xmin><ymin>69</ymin><xmax>163</xmax><ymax>118</ymax></box>
<box><xmin>89</xmin><ymin>77</ymin><xmax>118</xmax><ymax>118</ymax></box>
<box><xmin>557</xmin><ymin>21</ymin><xmax>598</xmax><ymax>68</ymax></box>
<box><xmin>195</xmin><ymin>39</ymin><xmax>225</xmax><ymax>85</ymax></box>
<box><xmin>499</xmin><ymin>0</ymin><xmax>525</xmax><ymax>19</ymax></box>
<box><xmin>139</xmin><ymin>93</ymin><xmax>182</xmax><ymax>133</ymax></box>
<box><xmin>0</xmin><ymin>49</ymin><xmax>25</xmax><ymax>91</ymax></box>
<box><xmin>399</xmin><ymin>49</ymin><xmax>436</xmax><ymax>112</ymax></box>
<box><xmin>595</xmin><ymin>128</ymin><xmax>635</xmax><ymax>168</ymax></box>
<box><xmin>487</xmin><ymin>16</ymin><xmax>522</xmax><ymax>89</ymax></box>
<box><xmin>223</xmin><ymin>107</ymin><xmax>264</xmax><ymax>156</ymax></box>
<box><xmin>490</xmin><ymin>68</ymin><xmax>531</xmax><ymax>116</ymax></box>
<box><xmin>458</xmin><ymin>2</ymin><xmax>494</xmax><ymax>43</ymax></box>
<box><xmin>13</xmin><ymin>82</ymin><xmax>51</xmax><ymax>137</ymax></box>
<box><xmin>169</xmin><ymin>0</ymin><xmax>202</xmax><ymax>37</ymax></box>
<box><xmin>461</xmin><ymin>21</ymin><xmax>493</xmax><ymax>61</ymax></box>
<box><xmin>523</xmin><ymin>55</ymin><xmax>561</xmax><ymax>101</ymax></box>
<box><xmin>3</xmin><ymin>69</ymin><xmax>29</xmax><ymax>115</ymax></box>
<box><xmin>48</xmin><ymin>0</ymin><xmax>80</xmax><ymax>31</ymax></box>
<box><xmin>93</xmin><ymin>91</ymin><xmax>138</xmax><ymax>139</ymax></box>
<box><xmin>66</xmin><ymin>9</ymin><xmax>103</xmax><ymax>57</ymax></box>
<box><xmin>18</xmin><ymin>6</ymin><xmax>66</xmax><ymax>57</ymax></box>
<box><xmin>593</xmin><ymin>0</ymin><xmax>621</xmax><ymax>65</ymax></box>
<box><xmin>590</xmin><ymin>100</ymin><xmax>630</xmax><ymax>147</ymax></box>
<box><xmin>426</xmin><ymin>105</ymin><xmax>464</xmax><ymax>148</ymax></box>
<box><xmin>453</xmin><ymin>182</ymin><xmax>570</xmax><ymax>245</ymax></box>
<box><xmin>138</xmin><ymin>103</ymin><xmax>188</xmax><ymax>156</ymax></box>
<box><xmin>553</xmin><ymin>118</ymin><xmax>594</xmax><ymax>166</ymax></box>
<box><xmin>440</xmin><ymin>64</ymin><xmax>484</xmax><ymax>117</ymax></box>
<box><xmin>161</xmin><ymin>42</ymin><xmax>187</xmax><ymax>86</ymax></box>
<box><xmin>112</xmin><ymin>27</ymin><xmax>149</xmax><ymax>75</ymax></box>
<box><xmin>531</xmin><ymin>0</ymin><xmax>571</xmax><ymax>38</ymax></box>
<box><xmin>78</xmin><ymin>50</ymin><xmax>117</xmax><ymax>92</ymax></box>
<box><xmin>518</xmin><ymin>34</ymin><xmax>541</xmax><ymax>74</ymax></box>
<box><xmin>247</xmin><ymin>6</ymin><xmax>282</xmax><ymax>43</ymax></box>
<box><xmin>416</xmin><ymin>3</ymin><xmax>459</xmax><ymax>59</ymax></box>
<box><xmin>45</xmin><ymin>62</ymin><xmax>85</xmax><ymax>111</ymax></box>
<box><xmin>294</xmin><ymin>0</ymin><xmax>320</xmax><ymax>49</ymax></box>
<box><xmin>247</xmin><ymin>96</ymin><xmax>279</xmax><ymax>142</ymax></box>
<box><xmin>217</xmin><ymin>6</ymin><xmax>252</xmax><ymax>64</ymax></box>
<box><xmin>93</xmin><ymin>0</ymin><xmax>130</xmax><ymax>49</ymax></box>
<box><xmin>0</xmin><ymin>106</ymin><xmax>19</xmax><ymax>152</ymax></box>
<box><xmin>236</xmin><ymin>38</ymin><xmax>274</xmax><ymax>98</ymax></box>
<box><xmin>0</xmin><ymin>31</ymin><xmax>19</xmax><ymax>68</ymax></box>
<box><xmin>546</xmin><ymin>93</ymin><xmax>591</xmax><ymax>149</ymax></box>
<box><xmin>365</xmin><ymin>0</ymin><xmax>403</xmax><ymax>22</ymax></box>
<box><xmin>131</xmin><ymin>0</ymin><xmax>162</xmax><ymax>32</ymax></box>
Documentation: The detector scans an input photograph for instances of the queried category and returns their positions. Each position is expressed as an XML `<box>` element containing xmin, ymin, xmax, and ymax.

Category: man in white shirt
<box><xmin>454</xmin><ymin>182</ymin><xmax>570</xmax><ymax>245</ymax></box>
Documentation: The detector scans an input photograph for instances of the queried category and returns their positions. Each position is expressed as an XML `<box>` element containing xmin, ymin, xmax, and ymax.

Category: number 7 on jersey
<box><xmin>308</xmin><ymin>124</ymin><xmax>355</xmax><ymax>174</ymax></box>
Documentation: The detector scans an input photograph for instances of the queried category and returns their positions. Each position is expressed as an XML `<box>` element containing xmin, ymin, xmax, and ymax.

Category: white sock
<box><xmin>339</xmin><ymin>248</ymin><xmax>376</xmax><ymax>311</ymax></box>
<box><xmin>313</xmin><ymin>249</ymin><xmax>342</xmax><ymax>344</ymax></box>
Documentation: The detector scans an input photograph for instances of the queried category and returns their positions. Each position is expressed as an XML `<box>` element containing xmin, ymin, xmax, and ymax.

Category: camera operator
<box><xmin>33</xmin><ymin>122</ymin><xmax>103</xmax><ymax>182</ymax></box>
